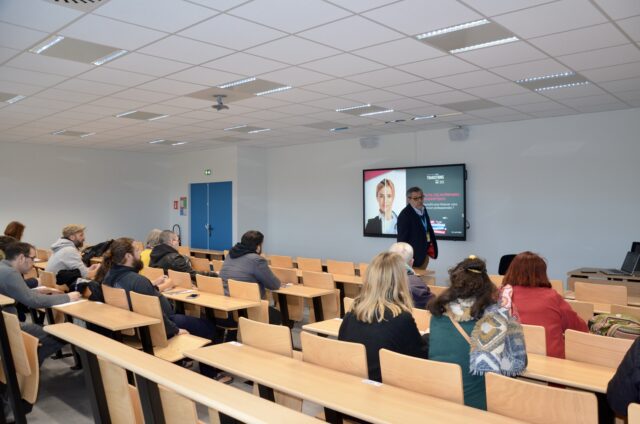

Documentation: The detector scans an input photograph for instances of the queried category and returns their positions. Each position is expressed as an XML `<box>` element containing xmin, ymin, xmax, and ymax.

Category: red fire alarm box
<box><xmin>173</xmin><ymin>200</ymin><xmax>178</xmax><ymax>210</ymax></box>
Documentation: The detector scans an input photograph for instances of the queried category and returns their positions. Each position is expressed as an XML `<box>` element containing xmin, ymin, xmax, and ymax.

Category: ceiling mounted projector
<box><xmin>212</xmin><ymin>94</ymin><xmax>229</xmax><ymax>111</ymax></box>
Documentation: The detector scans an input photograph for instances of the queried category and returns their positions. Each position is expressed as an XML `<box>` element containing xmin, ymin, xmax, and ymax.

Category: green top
<box><xmin>429</xmin><ymin>314</ymin><xmax>487</xmax><ymax>410</ymax></box>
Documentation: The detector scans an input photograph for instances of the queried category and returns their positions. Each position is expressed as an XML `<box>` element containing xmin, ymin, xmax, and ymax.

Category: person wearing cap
<box><xmin>46</xmin><ymin>224</ymin><xmax>100</xmax><ymax>284</ymax></box>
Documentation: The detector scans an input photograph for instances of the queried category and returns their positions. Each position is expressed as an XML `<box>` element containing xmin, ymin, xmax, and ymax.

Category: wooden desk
<box><xmin>53</xmin><ymin>300</ymin><xmax>160</xmax><ymax>354</ymax></box>
<box><xmin>189</xmin><ymin>248</ymin><xmax>225</xmax><ymax>260</ymax></box>
<box><xmin>523</xmin><ymin>353</ymin><xmax>615</xmax><ymax>393</ymax></box>
<box><xmin>564</xmin><ymin>292</ymin><xmax>639</xmax><ymax>311</ymax></box>
<box><xmin>302</xmin><ymin>318</ymin><xmax>342</xmax><ymax>337</ymax></box>
<box><xmin>163</xmin><ymin>290</ymin><xmax>260</xmax><ymax>320</ymax></box>
<box><xmin>567</xmin><ymin>268</ymin><xmax>640</xmax><ymax>298</ymax></box>
<box><xmin>271</xmin><ymin>285</ymin><xmax>335</xmax><ymax>327</ymax></box>
<box><xmin>186</xmin><ymin>343</ymin><xmax>523</xmax><ymax>424</ymax></box>
<box><xmin>46</xmin><ymin>323</ymin><xmax>317</xmax><ymax>424</ymax></box>
<box><xmin>33</xmin><ymin>261</ymin><xmax>47</xmax><ymax>271</ymax></box>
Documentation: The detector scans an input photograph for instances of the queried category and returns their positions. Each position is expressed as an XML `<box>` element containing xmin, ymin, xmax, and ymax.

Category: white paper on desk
<box><xmin>229</xmin><ymin>341</ymin><xmax>243</xmax><ymax>346</ymax></box>
<box><xmin>362</xmin><ymin>379</ymin><xmax>383</xmax><ymax>387</ymax></box>
<box><xmin>54</xmin><ymin>299</ymin><xmax>88</xmax><ymax>308</ymax></box>
<box><xmin>165</xmin><ymin>289</ymin><xmax>195</xmax><ymax>295</ymax></box>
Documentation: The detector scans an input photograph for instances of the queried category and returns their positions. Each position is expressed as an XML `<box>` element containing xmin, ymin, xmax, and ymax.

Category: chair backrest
<box><xmin>358</xmin><ymin>263</ymin><xmax>368</xmax><ymax>277</ymax></box>
<box><xmin>575</xmin><ymin>282</ymin><xmax>627</xmax><ymax>306</ymax></box>
<box><xmin>176</xmin><ymin>245</ymin><xmax>190</xmax><ymax>256</ymax></box>
<box><xmin>0</xmin><ymin>312</ymin><xmax>39</xmax><ymax>404</ymax></box>
<box><xmin>102</xmin><ymin>285</ymin><xmax>130</xmax><ymax>310</ymax></box>
<box><xmin>269</xmin><ymin>255</ymin><xmax>294</xmax><ymax>269</ymax></box>
<box><xmin>412</xmin><ymin>308</ymin><xmax>431</xmax><ymax>333</ymax></box>
<box><xmin>326</xmin><ymin>260</ymin><xmax>355</xmax><ymax>276</ymax></box>
<box><xmin>238</xmin><ymin>317</ymin><xmax>293</xmax><ymax>357</ymax></box>
<box><xmin>159</xmin><ymin>385</ymin><xmax>199</xmax><ymax>424</ymax></box>
<box><xmin>498</xmin><ymin>254</ymin><xmax>516</xmax><ymax>275</ymax></box>
<box><xmin>296</xmin><ymin>257</ymin><xmax>323</xmax><ymax>272</ymax></box>
<box><xmin>301</xmin><ymin>270</ymin><xmax>335</xmax><ymax>289</ymax></box>
<box><xmin>189</xmin><ymin>256</ymin><xmax>211</xmax><ymax>274</ymax></box>
<box><xmin>168</xmin><ymin>269</ymin><xmax>192</xmax><ymax>289</ymax></box>
<box><xmin>195</xmin><ymin>275</ymin><xmax>224</xmax><ymax>295</ymax></box>
<box><xmin>228</xmin><ymin>280</ymin><xmax>268</xmax><ymax>323</ymax></box>
<box><xmin>565</xmin><ymin>329</ymin><xmax>633</xmax><ymax>368</ymax></box>
<box><xmin>270</xmin><ymin>267</ymin><xmax>299</xmax><ymax>285</ymax></box>
<box><xmin>566</xmin><ymin>300</ymin><xmax>594</xmax><ymax>323</ymax></box>
<box><xmin>611</xmin><ymin>304</ymin><xmax>640</xmax><ymax>320</ymax></box>
<box><xmin>379</xmin><ymin>349</ymin><xmax>463</xmax><ymax>404</ymax></box>
<box><xmin>141</xmin><ymin>266</ymin><xmax>165</xmax><ymax>281</ymax></box>
<box><xmin>40</xmin><ymin>271</ymin><xmax>57</xmax><ymax>289</ymax></box>
<box><xmin>427</xmin><ymin>285</ymin><xmax>447</xmax><ymax>297</ymax></box>
<box><xmin>129</xmin><ymin>292</ymin><xmax>168</xmax><ymax>348</ymax></box>
<box><xmin>549</xmin><ymin>279</ymin><xmax>564</xmax><ymax>296</ymax></box>
<box><xmin>485</xmin><ymin>372</ymin><xmax>597</xmax><ymax>424</ymax></box>
<box><xmin>522</xmin><ymin>324</ymin><xmax>547</xmax><ymax>355</ymax></box>
<box><xmin>488</xmin><ymin>274</ymin><xmax>503</xmax><ymax>287</ymax></box>
<box><xmin>300</xmin><ymin>331</ymin><xmax>368</xmax><ymax>378</ymax></box>
<box><xmin>343</xmin><ymin>297</ymin><xmax>354</xmax><ymax>313</ymax></box>
<box><xmin>36</xmin><ymin>248</ymin><xmax>51</xmax><ymax>261</ymax></box>
<box><xmin>211</xmin><ymin>260</ymin><xmax>224</xmax><ymax>273</ymax></box>
<box><xmin>98</xmin><ymin>357</ymin><xmax>141</xmax><ymax>423</ymax></box>
<box><xmin>629</xmin><ymin>403</ymin><xmax>640</xmax><ymax>424</ymax></box>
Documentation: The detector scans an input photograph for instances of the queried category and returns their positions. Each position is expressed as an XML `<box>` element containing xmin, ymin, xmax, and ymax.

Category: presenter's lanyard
<box><xmin>419</xmin><ymin>210</ymin><xmax>431</xmax><ymax>242</ymax></box>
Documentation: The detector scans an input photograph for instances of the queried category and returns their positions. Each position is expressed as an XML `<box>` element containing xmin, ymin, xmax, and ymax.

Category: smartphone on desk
<box><xmin>186</xmin><ymin>293</ymin><xmax>199</xmax><ymax>299</ymax></box>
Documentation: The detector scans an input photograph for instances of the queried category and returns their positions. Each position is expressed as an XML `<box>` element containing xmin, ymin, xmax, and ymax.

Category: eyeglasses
<box><xmin>409</xmin><ymin>196</ymin><xmax>424</xmax><ymax>200</ymax></box>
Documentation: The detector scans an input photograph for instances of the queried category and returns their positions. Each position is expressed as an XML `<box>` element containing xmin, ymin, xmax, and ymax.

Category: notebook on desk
<box><xmin>600</xmin><ymin>251</ymin><xmax>640</xmax><ymax>276</ymax></box>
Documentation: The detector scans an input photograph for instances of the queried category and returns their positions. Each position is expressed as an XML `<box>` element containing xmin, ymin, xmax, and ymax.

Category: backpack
<box><xmin>589</xmin><ymin>313</ymin><xmax>640</xmax><ymax>340</ymax></box>
<box><xmin>81</xmin><ymin>239</ymin><xmax>113</xmax><ymax>266</ymax></box>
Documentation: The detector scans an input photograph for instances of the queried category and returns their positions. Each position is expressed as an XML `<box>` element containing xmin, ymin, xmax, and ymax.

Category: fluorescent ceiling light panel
<box><xmin>51</xmin><ymin>130</ymin><xmax>95</xmax><ymax>137</ymax></box>
<box><xmin>360</xmin><ymin>109</ymin><xmax>394</xmax><ymax>117</ymax></box>
<box><xmin>336</xmin><ymin>104</ymin><xmax>370</xmax><ymax>112</ymax></box>
<box><xmin>217</xmin><ymin>77</ymin><xmax>256</xmax><ymax>89</ymax></box>
<box><xmin>535</xmin><ymin>81</ymin><xmax>589</xmax><ymax>92</ymax></box>
<box><xmin>330</xmin><ymin>127</ymin><xmax>349</xmax><ymax>132</ymax></box>
<box><xmin>115</xmin><ymin>111</ymin><xmax>170</xmax><ymax>121</ymax></box>
<box><xmin>224</xmin><ymin>124</ymin><xmax>248</xmax><ymax>131</ymax></box>
<box><xmin>248</xmin><ymin>128</ymin><xmax>271</xmax><ymax>134</ymax></box>
<box><xmin>225</xmin><ymin>125</ymin><xmax>270</xmax><ymax>134</ymax></box>
<box><xmin>516</xmin><ymin>72</ymin><xmax>574</xmax><ymax>84</ymax></box>
<box><xmin>255</xmin><ymin>86</ymin><xmax>292</xmax><ymax>96</ymax></box>
<box><xmin>516</xmin><ymin>72</ymin><xmax>589</xmax><ymax>92</ymax></box>
<box><xmin>147</xmin><ymin>114</ymin><xmax>169</xmax><ymax>121</ymax></box>
<box><xmin>416</xmin><ymin>19</ymin><xmax>489</xmax><ymax>39</ymax></box>
<box><xmin>92</xmin><ymin>49</ymin><xmax>128</xmax><ymax>66</ymax></box>
<box><xmin>304</xmin><ymin>121</ymin><xmax>350</xmax><ymax>131</ymax></box>
<box><xmin>337</xmin><ymin>104</ymin><xmax>393</xmax><ymax>117</ymax></box>
<box><xmin>0</xmin><ymin>93</ymin><xmax>26</xmax><ymax>104</ymax></box>
<box><xmin>30</xmin><ymin>36</ymin><xmax>126</xmax><ymax>65</ymax></box>
<box><xmin>149</xmin><ymin>139</ymin><xmax>166</xmax><ymax>144</ymax></box>
<box><xmin>412</xmin><ymin>115</ymin><xmax>436</xmax><ymax>121</ymax></box>
<box><xmin>29</xmin><ymin>35</ymin><xmax>65</xmax><ymax>54</ymax></box>
<box><xmin>171</xmin><ymin>142</ymin><xmax>188</xmax><ymax>146</ymax></box>
<box><xmin>79</xmin><ymin>132</ymin><xmax>96</xmax><ymax>138</ymax></box>
<box><xmin>449</xmin><ymin>36</ymin><xmax>519</xmax><ymax>53</ymax></box>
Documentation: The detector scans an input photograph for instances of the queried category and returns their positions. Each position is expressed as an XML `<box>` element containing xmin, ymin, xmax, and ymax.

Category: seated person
<box><xmin>338</xmin><ymin>251</ymin><xmax>427</xmax><ymax>382</ymax></box>
<box><xmin>46</xmin><ymin>224</ymin><xmax>100</xmax><ymax>285</ymax></box>
<box><xmin>219</xmin><ymin>230</ymin><xmax>281</xmax><ymax>324</ymax></box>
<box><xmin>141</xmin><ymin>228</ymin><xmax>161</xmax><ymax>269</ymax></box>
<box><xmin>388</xmin><ymin>242</ymin><xmax>433</xmax><ymax>309</ymax></box>
<box><xmin>500</xmin><ymin>251</ymin><xmax>587</xmax><ymax>358</ymax></box>
<box><xmin>607</xmin><ymin>337</ymin><xmax>640</xmax><ymax>416</ymax></box>
<box><xmin>150</xmin><ymin>230</ymin><xmax>215</xmax><ymax>281</ymax></box>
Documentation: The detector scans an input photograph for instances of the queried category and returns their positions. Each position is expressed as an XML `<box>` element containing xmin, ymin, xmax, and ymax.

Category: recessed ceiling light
<box><xmin>437</xmin><ymin>112</ymin><xmax>463</xmax><ymax>117</ymax></box>
<box><xmin>412</xmin><ymin>115</ymin><xmax>436</xmax><ymax>121</ymax></box>
<box><xmin>248</xmin><ymin>128</ymin><xmax>271</xmax><ymax>134</ymax></box>
<box><xmin>149</xmin><ymin>139</ymin><xmax>166</xmax><ymax>144</ymax></box>
<box><xmin>534</xmin><ymin>81</ymin><xmax>589</xmax><ymax>92</ymax></box>
<box><xmin>116</xmin><ymin>110</ymin><xmax>137</xmax><ymax>118</ymax></box>
<box><xmin>51</xmin><ymin>130</ymin><xmax>66</xmax><ymax>135</ymax></box>
<box><xmin>5</xmin><ymin>95</ymin><xmax>26</xmax><ymax>104</ymax></box>
<box><xmin>360</xmin><ymin>109</ymin><xmax>394</xmax><ymax>117</ymax></box>
<box><xmin>224</xmin><ymin>124</ymin><xmax>248</xmax><ymax>131</ymax></box>
<box><xmin>92</xmin><ymin>49</ymin><xmax>128</xmax><ymax>66</ymax></box>
<box><xmin>217</xmin><ymin>77</ymin><xmax>256</xmax><ymax>89</ymax></box>
<box><xmin>255</xmin><ymin>86</ymin><xmax>292</xmax><ymax>96</ymax></box>
<box><xmin>171</xmin><ymin>141</ymin><xmax>188</xmax><ymax>146</ymax></box>
<box><xmin>51</xmin><ymin>130</ymin><xmax>95</xmax><ymax>137</ymax></box>
<box><xmin>450</xmin><ymin>36</ymin><xmax>519</xmax><ymax>53</ymax></box>
<box><xmin>516</xmin><ymin>72</ymin><xmax>589</xmax><ymax>92</ymax></box>
<box><xmin>416</xmin><ymin>19</ymin><xmax>489</xmax><ymax>39</ymax></box>
<box><xmin>29</xmin><ymin>35</ymin><xmax>65</xmax><ymax>54</ymax></box>
<box><xmin>330</xmin><ymin>127</ymin><xmax>349</xmax><ymax>132</ymax></box>
<box><xmin>147</xmin><ymin>114</ymin><xmax>169</xmax><ymax>121</ymax></box>
<box><xmin>336</xmin><ymin>104</ymin><xmax>371</xmax><ymax>112</ymax></box>
<box><xmin>516</xmin><ymin>72</ymin><xmax>574</xmax><ymax>84</ymax></box>
<box><xmin>79</xmin><ymin>132</ymin><xmax>95</xmax><ymax>138</ymax></box>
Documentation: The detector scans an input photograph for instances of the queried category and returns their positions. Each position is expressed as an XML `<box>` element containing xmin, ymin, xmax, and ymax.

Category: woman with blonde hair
<box><xmin>338</xmin><ymin>251</ymin><xmax>427</xmax><ymax>382</ymax></box>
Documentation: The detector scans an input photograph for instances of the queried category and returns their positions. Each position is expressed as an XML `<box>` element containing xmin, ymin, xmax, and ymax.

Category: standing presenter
<box><xmin>397</xmin><ymin>187</ymin><xmax>438</xmax><ymax>269</ymax></box>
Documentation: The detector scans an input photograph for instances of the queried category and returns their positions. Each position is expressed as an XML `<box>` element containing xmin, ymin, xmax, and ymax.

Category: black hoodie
<box><xmin>150</xmin><ymin>243</ymin><xmax>196</xmax><ymax>280</ymax></box>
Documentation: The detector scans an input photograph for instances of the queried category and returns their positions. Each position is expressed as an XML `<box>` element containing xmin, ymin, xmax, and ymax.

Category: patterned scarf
<box><xmin>447</xmin><ymin>298</ymin><xmax>527</xmax><ymax>376</ymax></box>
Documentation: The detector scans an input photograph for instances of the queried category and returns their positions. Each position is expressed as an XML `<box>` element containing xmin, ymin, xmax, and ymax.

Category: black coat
<box><xmin>396</xmin><ymin>204</ymin><xmax>438</xmax><ymax>266</ymax></box>
<box><xmin>607</xmin><ymin>337</ymin><xmax>640</xmax><ymax>416</ymax></box>
<box><xmin>150</xmin><ymin>244</ymin><xmax>196</xmax><ymax>280</ymax></box>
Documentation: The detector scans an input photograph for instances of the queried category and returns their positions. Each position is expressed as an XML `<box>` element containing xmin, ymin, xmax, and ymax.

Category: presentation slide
<box><xmin>363</xmin><ymin>164</ymin><xmax>466</xmax><ymax>240</ymax></box>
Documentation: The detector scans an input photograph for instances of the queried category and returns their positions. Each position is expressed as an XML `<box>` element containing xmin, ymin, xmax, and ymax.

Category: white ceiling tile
<box><xmin>346</xmin><ymin>68</ymin><xmax>421</xmax><ymax>88</ymax></box>
<box><xmin>491</xmin><ymin>58</ymin><xmax>571</xmax><ymax>80</ymax></box>
<box><xmin>511</xmin><ymin>101</ymin><xmax>568</xmax><ymax>113</ymax></box>
<box><xmin>303</xmin><ymin>79</ymin><xmax>371</xmax><ymax>96</ymax></box>
<box><xmin>490</xmin><ymin>92</ymin><xmax>549</xmax><ymax>106</ymax></box>
<box><xmin>36</xmin><ymin>88</ymin><xmax>100</xmax><ymax>103</ymax></box>
<box><xmin>60</xmin><ymin>15</ymin><xmax>167</xmax><ymax>51</ymax></box>
<box><xmin>325</xmin><ymin>0</ymin><xmax>398</xmax><ymax>13</ymax></box>
<box><xmin>113</xmin><ymin>88</ymin><xmax>177</xmax><ymax>103</ymax></box>
<box><xmin>239</xmin><ymin>109</ymin><xmax>292</xmax><ymax>121</ymax></box>
<box><xmin>0</xmin><ymin>22</ymin><xmax>48</xmax><ymax>50</ymax></box>
<box><xmin>385</xmin><ymin>80</ymin><xmax>449</xmax><ymax>97</ymax></box>
<box><xmin>139</xmin><ymin>36</ymin><xmax>234</xmax><ymax>65</ymax></box>
<box><xmin>204</xmin><ymin>53</ymin><xmax>288</xmax><ymax>76</ymax></box>
<box><xmin>273</xmin><ymin>115</ymin><xmax>321</xmax><ymax>125</ymax></box>
<box><xmin>418</xmin><ymin>90</ymin><xmax>478</xmax><ymax>105</ymax></box>
<box><xmin>574</xmin><ymin>102</ymin><xmax>628</xmax><ymax>113</ymax></box>
<box><xmin>581</xmin><ymin>62</ymin><xmax>640</xmax><ymax>82</ymax></box>
<box><xmin>363</xmin><ymin>0</ymin><xmax>481</xmax><ymax>36</ymax></box>
<box><xmin>95</xmin><ymin>0</ymin><xmax>218</xmax><ymax>32</ymax></box>
<box><xmin>159</xmin><ymin>97</ymin><xmax>213</xmax><ymax>110</ymax></box>
<box><xmin>67</xmin><ymin>104</ymin><xmax>123</xmax><ymax>117</ymax></box>
<box><xmin>615</xmin><ymin>89</ymin><xmax>640</xmax><ymax>102</ymax></box>
<box><xmin>531</xmin><ymin>23</ymin><xmax>629</xmax><ymax>57</ymax></box>
<box><xmin>180</xmin><ymin>14</ymin><xmax>285</xmax><ymax>50</ymax></box>
<box><xmin>137</xmin><ymin>78</ymin><xmax>208</xmax><ymax>96</ymax></box>
<box><xmin>259</xmin><ymin>66</ymin><xmax>333</xmax><ymax>86</ymax></box>
<box><xmin>599</xmin><ymin>77</ymin><xmax>640</xmax><ymax>93</ymax></box>
<box><xmin>299</xmin><ymin>16</ymin><xmax>403</xmax><ymax>51</ymax></box>
<box><xmin>0</xmin><ymin>46</ymin><xmax>19</xmax><ymax>63</ymax></box>
<box><xmin>6</xmin><ymin>53</ymin><xmax>93</xmax><ymax>77</ymax></box>
<box><xmin>104</xmin><ymin>52</ymin><xmax>192</xmax><ymax>77</ymax></box>
<box><xmin>464</xmin><ymin>82</ymin><xmax>529</xmax><ymax>97</ymax></box>
<box><xmin>78</xmin><ymin>67</ymin><xmax>157</xmax><ymax>87</ymax></box>
<box><xmin>246</xmin><ymin>36</ymin><xmax>341</xmax><ymax>65</ymax></box>
<box><xmin>0</xmin><ymin>0</ymin><xmax>83</xmax><ymax>32</ymax></box>
<box><xmin>594</xmin><ymin>0</ymin><xmax>640</xmax><ymax>19</ymax></box>
<box><xmin>342</xmin><ymin>89</ymin><xmax>401</xmax><ymax>103</ymax></box>
<box><xmin>301</xmin><ymin>54</ymin><xmax>384</xmax><ymax>77</ymax></box>
<box><xmin>434</xmin><ymin>70</ymin><xmax>507</xmax><ymax>89</ymax></box>
<box><xmin>0</xmin><ymin>80</ymin><xmax>44</xmax><ymax>96</ymax></box>
<box><xmin>18</xmin><ymin>97</ymin><xmax>77</xmax><ymax>111</ymax></box>
<box><xmin>89</xmin><ymin>97</ymin><xmax>149</xmax><ymax>111</ymax></box>
<box><xmin>382</xmin><ymin>97</ymin><xmax>431</xmax><ymax>111</ymax></box>
<box><xmin>0</xmin><ymin>66</ymin><xmax>68</xmax><ymax>87</ymax></box>
<box><xmin>264</xmin><ymin>88</ymin><xmax>328</xmax><ymax>103</ymax></box>
<box><xmin>468</xmin><ymin>106</ymin><xmax>519</xmax><ymax>118</ymax></box>
<box><xmin>618</xmin><ymin>16</ymin><xmax>640</xmax><ymax>42</ymax></box>
<box><xmin>559</xmin><ymin>93</ymin><xmax>621</xmax><ymax>108</ymax></box>
<box><xmin>304</xmin><ymin>97</ymin><xmax>363</xmax><ymax>110</ymax></box>
<box><xmin>271</xmin><ymin>103</ymin><xmax>326</xmax><ymax>116</ymax></box>
<box><xmin>493</xmin><ymin>0</ymin><xmax>608</xmax><ymax>39</ymax></box>
<box><xmin>232</xmin><ymin>96</ymin><xmax>290</xmax><ymax>109</ymax></box>
<box><xmin>558</xmin><ymin>44</ymin><xmax>640</xmax><ymax>70</ymax></box>
<box><xmin>456</xmin><ymin>41</ymin><xmax>547</xmax><ymax>68</ymax></box>
<box><xmin>54</xmin><ymin>79</ymin><xmax>125</xmax><ymax>96</ymax></box>
<box><xmin>353</xmin><ymin>38</ymin><xmax>444</xmax><ymax>66</ymax></box>
<box><xmin>398</xmin><ymin>55</ymin><xmax>478</xmax><ymax>79</ymax></box>
<box><xmin>230</xmin><ymin>0</ymin><xmax>352</xmax><ymax>33</ymax></box>
<box><xmin>167</xmin><ymin>67</ymin><xmax>242</xmax><ymax>87</ymax></box>
<box><xmin>541</xmin><ymin>83</ymin><xmax>606</xmax><ymax>99</ymax></box>
<box><xmin>459</xmin><ymin>0</ymin><xmax>559</xmax><ymax>17</ymax></box>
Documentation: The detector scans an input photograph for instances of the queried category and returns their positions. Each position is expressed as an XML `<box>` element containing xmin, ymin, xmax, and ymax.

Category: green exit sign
<box><xmin>204</xmin><ymin>169</ymin><xmax>211</xmax><ymax>176</ymax></box>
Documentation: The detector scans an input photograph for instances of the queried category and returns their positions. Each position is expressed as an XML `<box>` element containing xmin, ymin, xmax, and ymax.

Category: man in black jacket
<box><xmin>150</xmin><ymin>230</ymin><xmax>215</xmax><ymax>281</ymax></box>
<box><xmin>607</xmin><ymin>337</ymin><xmax>640</xmax><ymax>416</ymax></box>
<box><xmin>396</xmin><ymin>187</ymin><xmax>438</xmax><ymax>269</ymax></box>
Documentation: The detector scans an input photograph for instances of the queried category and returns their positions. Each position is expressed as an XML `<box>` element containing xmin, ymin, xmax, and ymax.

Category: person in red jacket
<box><xmin>500</xmin><ymin>251</ymin><xmax>588</xmax><ymax>358</ymax></box>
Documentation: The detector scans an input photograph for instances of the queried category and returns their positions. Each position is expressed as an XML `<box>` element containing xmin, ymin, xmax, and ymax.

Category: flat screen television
<box><xmin>363</xmin><ymin>164</ymin><xmax>467</xmax><ymax>241</ymax></box>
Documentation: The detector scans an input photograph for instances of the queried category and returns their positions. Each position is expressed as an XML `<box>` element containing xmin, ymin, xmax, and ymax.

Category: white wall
<box><xmin>0</xmin><ymin>142</ymin><xmax>167</xmax><ymax>248</ymax></box>
<box><xmin>236</xmin><ymin>146</ymin><xmax>268</xmax><ymax>237</ymax></box>
<box><xmin>265</xmin><ymin>108</ymin><xmax>640</xmax><ymax>281</ymax></box>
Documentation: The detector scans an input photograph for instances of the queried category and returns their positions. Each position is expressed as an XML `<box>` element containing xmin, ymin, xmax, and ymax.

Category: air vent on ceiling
<box><xmin>46</xmin><ymin>0</ymin><xmax>110</xmax><ymax>12</ymax></box>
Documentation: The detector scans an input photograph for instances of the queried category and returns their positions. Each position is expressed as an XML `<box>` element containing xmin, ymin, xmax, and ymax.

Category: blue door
<box><xmin>190</xmin><ymin>183</ymin><xmax>208</xmax><ymax>249</ymax></box>
<box><xmin>190</xmin><ymin>181</ymin><xmax>232</xmax><ymax>250</ymax></box>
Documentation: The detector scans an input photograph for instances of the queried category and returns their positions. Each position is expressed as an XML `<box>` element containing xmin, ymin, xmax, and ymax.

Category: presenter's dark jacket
<box><xmin>396</xmin><ymin>204</ymin><xmax>438</xmax><ymax>266</ymax></box>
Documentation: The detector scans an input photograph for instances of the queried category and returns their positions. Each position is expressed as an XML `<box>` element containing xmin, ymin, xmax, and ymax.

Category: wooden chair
<box><xmin>196</xmin><ymin>275</ymin><xmax>237</xmax><ymax>341</ymax></box>
<box><xmin>168</xmin><ymin>269</ymin><xmax>192</xmax><ymax>289</ymax></box>
<box><xmin>611</xmin><ymin>304</ymin><xmax>640</xmax><ymax>319</ymax></box>
<box><xmin>228</xmin><ymin>279</ymin><xmax>268</xmax><ymax>323</ymax></box>
<box><xmin>39</xmin><ymin>270</ymin><xmax>67</xmax><ymax>292</ymax></box>
<box><xmin>550</xmin><ymin>279</ymin><xmax>564</xmax><ymax>296</ymax></box>
<box><xmin>211</xmin><ymin>260</ymin><xmax>224</xmax><ymax>273</ymax></box>
<box><xmin>301</xmin><ymin>270</ymin><xmax>340</xmax><ymax>321</ymax></box>
<box><xmin>98</xmin><ymin>357</ymin><xmax>143</xmax><ymax>423</ymax></box>
<box><xmin>269</xmin><ymin>255</ymin><xmax>294</xmax><ymax>268</ymax></box>
<box><xmin>270</xmin><ymin>267</ymin><xmax>303</xmax><ymax>321</ymax></box>
<box><xmin>129</xmin><ymin>292</ymin><xmax>209</xmax><ymax>363</ymax></box>
<box><xmin>574</xmin><ymin>282</ymin><xmax>627</xmax><ymax>306</ymax></box>
<box><xmin>412</xmin><ymin>308</ymin><xmax>431</xmax><ymax>333</ymax></box>
<box><xmin>327</xmin><ymin>260</ymin><xmax>355</xmax><ymax>276</ymax></box>
<box><xmin>357</xmin><ymin>263</ymin><xmax>368</xmax><ymax>277</ymax></box>
<box><xmin>565</xmin><ymin>329</ymin><xmax>633</xmax><ymax>368</ymax></box>
<box><xmin>379</xmin><ymin>349</ymin><xmax>463</xmax><ymax>404</ymax></box>
<box><xmin>522</xmin><ymin>324</ymin><xmax>546</xmax><ymax>355</ymax></box>
<box><xmin>102</xmin><ymin>285</ymin><xmax>138</xmax><ymax>339</ymax></box>
<box><xmin>141</xmin><ymin>266</ymin><xmax>165</xmax><ymax>281</ymax></box>
<box><xmin>0</xmin><ymin>312</ymin><xmax>40</xmax><ymax>405</ymax></box>
<box><xmin>427</xmin><ymin>284</ymin><xmax>447</xmax><ymax>296</ymax></box>
<box><xmin>296</xmin><ymin>257</ymin><xmax>322</xmax><ymax>272</ymax></box>
<box><xmin>35</xmin><ymin>248</ymin><xmax>51</xmax><ymax>261</ymax></box>
<box><xmin>189</xmin><ymin>256</ymin><xmax>211</xmax><ymax>274</ymax></box>
<box><xmin>343</xmin><ymin>297</ymin><xmax>354</xmax><ymax>313</ymax></box>
<box><xmin>300</xmin><ymin>331</ymin><xmax>368</xmax><ymax>378</ymax></box>
<box><xmin>238</xmin><ymin>317</ymin><xmax>302</xmax><ymax>411</ymax></box>
<box><xmin>177</xmin><ymin>245</ymin><xmax>190</xmax><ymax>256</ymax></box>
<box><xmin>486</xmin><ymin>372</ymin><xmax>597</xmax><ymax>424</ymax></box>
<box><xmin>629</xmin><ymin>403</ymin><xmax>640</xmax><ymax>424</ymax></box>
<box><xmin>566</xmin><ymin>300</ymin><xmax>594</xmax><ymax>323</ymax></box>
<box><xmin>489</xmin><ymin>274</ymin><xmax>503</xmax><ymax>287</ymax></box>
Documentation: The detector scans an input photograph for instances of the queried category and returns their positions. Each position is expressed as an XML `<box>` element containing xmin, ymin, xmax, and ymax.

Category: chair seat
<box><xmin>154</xmin><ymin>334</ymin><xmax>210</xmax><ymax>363</ymax></box>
